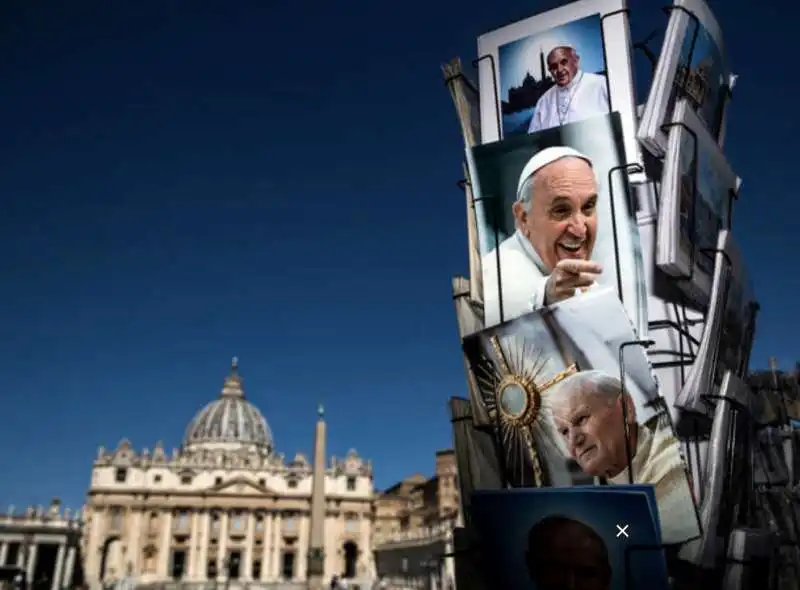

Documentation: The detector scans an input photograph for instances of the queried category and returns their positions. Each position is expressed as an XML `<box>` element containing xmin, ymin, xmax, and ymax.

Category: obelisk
<box><xmin>307</xmin><ymin>404</ymin><xmax>327</xmax><ymax>590</ymax></box>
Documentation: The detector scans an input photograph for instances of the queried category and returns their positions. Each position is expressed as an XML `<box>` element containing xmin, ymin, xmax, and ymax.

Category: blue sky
<box><xmin>0</xmin><ymin>0</ymin><xmax>795</xmax><ymax>512</ymax></box>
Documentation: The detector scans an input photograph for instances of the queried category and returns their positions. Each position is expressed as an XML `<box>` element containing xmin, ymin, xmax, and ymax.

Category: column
<box><xmin>158</xmin><ymin>511</ymin><xmax>173</xmax><ymax>578</ymax></box>
<box><xmin>359</xmin><ymin>512</ymin><xmax>372</xmax><ymax>578</ymax></box>
<box><xmin>26</xmin><ymin>543</ymin><xmax>38</xmax><ymax>583</ymax></box>
<box><xmin>51</xmin><ymin>543</ymin><xmax>66</xmax><ymax>590</ymax></box>
<box><xmin>296</xmin><ymin>515</ymin><xmax>308</xmax><ymax>580</ymax></box>
<box><xmin>197</xmin><ymin>511</ymin><xmax>209</xmax><ymax>581</ymax></box>
<box><xmin>0</xmin><ymin>542</ymin><xmax>8</xmax><ymax>566</ymax></box>
<box><xmin>86</xmin><ymin>510</ymin><xmax>104</xmax><ymax>585</ymax></box>
<box><xmin>243</xmin><ymin>512</ymin><xmax>255</xmax><ymax>580</ymax></box>
<box><xmin>218</xmin><ymin>511</ymin><xmax>229</xmax><ymax>581</ymax></box>
<box><xmin>260</xmin><ymin>513</ymin><xmax>272</xmax><ymax>581</ymax></box>
<box><xmin>270</xmin><ymin>513</ymin><xmax>282</xmax><ymax>579</ymax></box>
<box><xmin>307</xmin><ymin>409</ymin><xmax>327</xmax><ymax>590</ymax></box>
<box><xmin>188</xmin><ymin>511</ymin><xmax>200</xmax><ymax>578</ymax></box>
<box><xmin>126</xmin><ymin>510</ymin><xmax>142</xmax><ymax>574</ymax></box>
<box><xmin>63</xmin><ymin>547</ymin><xmax>77</xmax><ymax>590</ymax></box>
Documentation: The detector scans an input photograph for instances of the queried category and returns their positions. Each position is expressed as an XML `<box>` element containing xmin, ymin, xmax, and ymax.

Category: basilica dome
<box><xmin>183</xmin><ymin>358</ymin><xmax>274</xmax><ymax>453</ymax></box>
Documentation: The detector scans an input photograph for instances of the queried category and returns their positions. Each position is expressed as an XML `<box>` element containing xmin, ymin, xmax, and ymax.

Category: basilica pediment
<box><xmin>206</xmin><ymin>477</ymin><xmax>277</xmax><ymax>496</ymax></box>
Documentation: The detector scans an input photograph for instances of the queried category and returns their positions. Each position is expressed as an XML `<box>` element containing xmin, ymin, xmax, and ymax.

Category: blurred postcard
<box><xmin>471</xmin><ymin>487</ymin><xmax>670</xmax><ymax>590</ymax></box>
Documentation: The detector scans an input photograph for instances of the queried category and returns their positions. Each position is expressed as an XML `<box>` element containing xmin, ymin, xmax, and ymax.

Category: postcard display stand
<box><xmin>441</xmin><ymin>1</ymin><xmax>798</xmax><ymax>589</ymax></box>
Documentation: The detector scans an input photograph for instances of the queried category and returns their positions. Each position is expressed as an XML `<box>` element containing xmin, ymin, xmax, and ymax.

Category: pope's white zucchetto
<box><xmin>516</xmin><ymin>146</ymin><xmax>594</xmax><ymax>196</ymax></box>
<box><xmin>545</xmin><ymin>42</ymin><xmax>575</xmax><ymax>56</ymax></box>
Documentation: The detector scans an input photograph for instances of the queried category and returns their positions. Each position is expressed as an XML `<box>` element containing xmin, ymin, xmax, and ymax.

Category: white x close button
<box><xmin>616</xmin><ymin>524</ymin><xmax>630</xmax><ymax>538</ymax></box>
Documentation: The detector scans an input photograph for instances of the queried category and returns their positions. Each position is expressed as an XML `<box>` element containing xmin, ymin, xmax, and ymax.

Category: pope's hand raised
<box><xmin>544</xmin><ymin>259</ymin><xmax>603</xmax><ymax>305</ymax></box>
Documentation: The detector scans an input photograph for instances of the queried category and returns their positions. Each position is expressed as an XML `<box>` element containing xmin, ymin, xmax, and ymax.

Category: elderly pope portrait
<box><xmin>548</xmin><ymin>370</ymin><xmax>698</xmax><ymax>543</ymax></box>
<box><xmin>481</xmin><ymin>146</ymin><xmax>603</xmax><ymax>327</ymax></box>
<box><xmin>528</xmin><ymin>44</ymin><xmax>610</xmax><ymax>134</ymax></box>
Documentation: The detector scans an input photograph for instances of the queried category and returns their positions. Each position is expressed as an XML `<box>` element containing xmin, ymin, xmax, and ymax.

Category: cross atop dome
<box><xmin>220</xmin><ymin>356</ymin><xmax>244</xmax><ymax>398</ymax></box>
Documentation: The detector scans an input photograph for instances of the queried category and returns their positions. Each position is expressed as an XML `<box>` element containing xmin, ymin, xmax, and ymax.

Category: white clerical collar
<box><xmin>513</xmin><ymin>230</ymin><xmax>549</xmax><ymax>275</ymax></box>
<box><xmin>556</xmin><ymin>70</ymin><xmax>584</xmax><ymax>92</ymax></box>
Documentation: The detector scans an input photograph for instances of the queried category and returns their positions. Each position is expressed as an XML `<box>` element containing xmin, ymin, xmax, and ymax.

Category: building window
<box><xmin>231</xmin><ymin>512</ymin><xmax>243</xmax><ymax>531</ymax></box>
<box><xmin>282</xmin><ymin>552</ymin><xmax>295</xmax><ymax>580</ymax></box>
<box><xmin>5</xmin><ymin>543</ymin><xmax>20</xmax><ymax>566</ymax></box>
<box><xmin>177</xmin><ymin>510</ymin><xmax>190</xmax><ymax>529</ymax></box>
<box><xmin>346</xmin><ymin>476</ymin><xmax>356</xmax><ymax>491</ymax></box>
<box><xmin>170</xmin><ymin>549</ymin><xmax>186</xmax><ymax>580</ymax></box>
<box><xmin>211</xmin><ymin>513</ymin><xmax>221</xmax><ymax>532</ymax></box>
<box><xmin>153</xmin><ymin>474</ymin><xmax>162</xmax><ymax>484</ymax></box>
<box><xmin>181</xmin><ymin>475</ymin><xmax>192</xmax><ymax>485</ymax></box>
<box><xmin>206</xmin><ymin>560</ymin><xmax>217</xmax><ymax>579</ymax></box>
<box><xmin>148</xmin><ymin>512</ymin><xmax>159</xmax><ymax>533</ymax></box>
<box><xmin>285</xmin><ymin>516</ymin><xmax>296</xmax><ymax>531</ymax></box>
<box><xmin>287</xmin><ymin>479</ymin><xmax>298</xmax><ymax>489</ymax></box>
<box><xmin>115</xmin><ymin>468</ymin><xmax>128</xmax><ymax>483</ymax></box>
<box><xmin>228</xmin><ymin>551</ymin><xmax>242</xmax><ymax>579</ymax></box>
<box><xmin>258</xmin><ymin>478</ymin><xmax>266</xmax><ymax>486</ymax></box>
<box><xmin>255</xmin><ymin>514</ymin><xmax>265</xmax><ymax>531</ymax></box>
<box><xmin>252</xmin><ymin>560</ymin><xmax>262</xmax><ymax>580</ymax></box>
<box><xmin>215</xmin><ymin>477</ymin><xmax>223</xmax><ymax>485</ymax></box>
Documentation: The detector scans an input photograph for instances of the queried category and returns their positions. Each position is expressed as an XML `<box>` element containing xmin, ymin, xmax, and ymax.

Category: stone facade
<box><xmin>373</xmin><ymin>450</ymin><xmax>460</xmax><ymax>541</ymax></box>
<box><xmin>82</xmin><ymin>360</ymin><xmax>374</xmax><ymax>589</ymax></box>
<box><xmin>372</xmin><ymin>450</ymin><xmax>461</xmax><ymax>589</ymax></box>
<box><xmin>0</xmin><ymin>499</ymin><xmax>83</xmax><ymax>590</ymax></box>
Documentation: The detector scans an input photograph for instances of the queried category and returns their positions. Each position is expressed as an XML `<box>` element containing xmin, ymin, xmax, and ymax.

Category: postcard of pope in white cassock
<box><xmin>469</xmin><ymin>112</ymin><xmax>647</xmax><ymax>335</ymax></box>
<box><xmin>462</xmin><ymin>286</ymin><xmax>701</xmax><ymax>545</ymax></box>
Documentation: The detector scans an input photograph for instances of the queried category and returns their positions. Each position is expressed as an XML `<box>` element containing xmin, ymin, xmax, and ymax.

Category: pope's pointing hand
<box><xmin>544</xmin><ymin>259</ymin><xmax>603</xmax><ymax>305</ymax></box>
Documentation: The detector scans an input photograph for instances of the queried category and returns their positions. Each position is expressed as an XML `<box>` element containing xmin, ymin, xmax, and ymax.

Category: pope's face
<box><xmin>527</xmin><ymin>523</ymin><xmax>610</xmax><ymax>590</ymax></box>
<box><xmin>513</xmin><ymin>156</ymin><xmax>598</xmax><ymax>273</ymax></box>
<box><xmin>552</xmin><ymin>391</ymin><xmax>631</xmax><ymax>478</ymax></box>
<box><xmin>547</xmin><ymin>47</ymin><xmax>580</xmax><ymax>87</ymax></box>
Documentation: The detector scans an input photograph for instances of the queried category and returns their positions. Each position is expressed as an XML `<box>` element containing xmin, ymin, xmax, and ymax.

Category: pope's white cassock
<box><xmin>481</xmin><ymin>146</ymin><xmax>597</xmax><ymax>327</ymax></box>
<box><xmin>608</xmin><ymin>421</ymin><xmax>699</xmax><ymax>545</ymax></box>
<box><xmin>527</xmin><ymin>71</ymin><xmax>609</xmax><ymax>134</ymax></box>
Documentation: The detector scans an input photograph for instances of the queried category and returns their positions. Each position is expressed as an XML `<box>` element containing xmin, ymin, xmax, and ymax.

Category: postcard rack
<box><xmin>644</xmin><ymin>1</ymin><xmax>739</xmax><ymax>402</ymax></box>
<box><xmin>470</xmin><ymin>55</ymin><xmax>502</xmax><ymax>141</ymax></box>
<box><xmin>664</xmin><ymin>4</ymin><xmax>736</xmax><ymax>146</ymax></box>
<box><xmin>649</xmin><ymin>114</ymin><xmax>743</xmax><ymax>404</ymax></box>
<box><xmin>447</xmin><ymin>5</ymin><xmax>764</xmax><ymax>586</ymax></box>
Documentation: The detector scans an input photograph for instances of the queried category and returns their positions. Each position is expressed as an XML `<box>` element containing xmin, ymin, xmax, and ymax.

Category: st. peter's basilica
<box><xmin>80</xmin><ymin>359</ymin><xmax>374</xmax><ymax>588</ymax></box>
